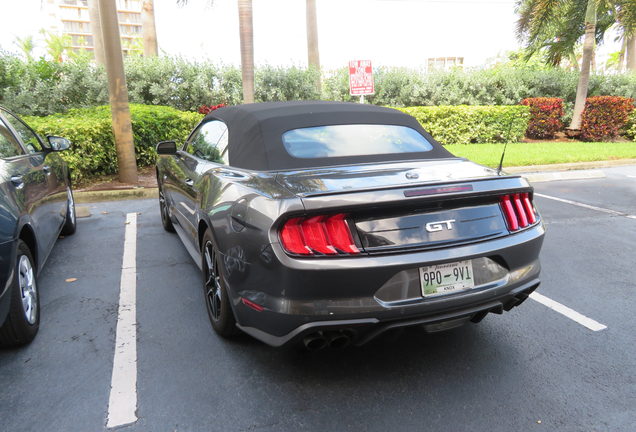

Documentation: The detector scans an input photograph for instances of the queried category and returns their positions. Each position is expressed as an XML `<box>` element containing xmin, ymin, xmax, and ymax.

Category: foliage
<box><xmin>397</xmin><ymin>105</ymin><xmax>530</xmax><ymax>145</ymax></box>
<box><xmin>580</xmin><ymin>96</ymin><xmax>634</xmax><ymax>141</ymax></box>
<box><xmin>254</xmin><ymin>64</ymin><xmax>321</xmax><ymax>102</ymax></box>
<box><xmin>626</xmin><ymin>108</ymin><xmax>636</xmax><ymax>141</ymax></box>
<box><xmin>521</xmin><ymin>97</ymin><xmax>564</xmax><ymax>138</ymax></box>
<box><xmin>25</xmin><ymin>104</ymin><xmax>203</xmax><ymax>181</ymax></box>
<box><xmin>198</xmin><ymin>103</ymin><xmax>225</xmax><ymax>114</ymax></box>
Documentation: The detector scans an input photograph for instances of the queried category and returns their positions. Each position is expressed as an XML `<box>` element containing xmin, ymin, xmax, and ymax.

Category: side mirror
<box><xmin>156</xmin><ymin>140</ymin><xmax>177</xmax><ymax>155</ymax></box>
<box><xmin>47</xmin><ymin>136</ymin><xmax>71</xmax><ymax>151</ymax></box>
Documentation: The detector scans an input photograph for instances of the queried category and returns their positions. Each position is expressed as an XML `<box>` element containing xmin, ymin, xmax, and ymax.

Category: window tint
<box><xmin>282</xmin><ymin>124</ymin><xmax>433</xmax><ymax>159</ymax></box>
<box><xmin>186</xmin><ymin>120</ymin><xmax>229</xmax><ymax>164</ymax></box>
<box><xmin>1</xmin><ymin>110</ymin><xmax>42</xmax><ymax>153</ymax></box>
<box><xmin>0</xmin><ymin>119</ymin><xmax>23</xmax><ymax>158</ymax></box>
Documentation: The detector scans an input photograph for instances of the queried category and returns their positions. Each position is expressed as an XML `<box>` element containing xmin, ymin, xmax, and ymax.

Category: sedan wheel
<box><xmin>0</xmin><ymin>241</ymin><xmax>40</xmax><ymax>347</ymax></box>
<box><xmin>202</xmin><ymin>229</ymin><xmax>236</xmax><ymax>336</ymax></box>
<box><xmin>61</xmin><ymin>185</ymin><xmax>76</xmax><ymax>236</ymax></box>
<box><xmin>159</xmin><ymin>188</ymin><xmax>175</xmax><ymax>233</ymax></box>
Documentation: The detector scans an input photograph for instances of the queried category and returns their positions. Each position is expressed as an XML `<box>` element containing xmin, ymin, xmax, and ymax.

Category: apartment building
<box><xmin>43</xmin><ymin>0</ymin><xmax>143</xmax><ymax>55</ymax></box>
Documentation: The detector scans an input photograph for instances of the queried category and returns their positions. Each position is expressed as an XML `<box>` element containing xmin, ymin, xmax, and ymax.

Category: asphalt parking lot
<box><xmin>1</xmin><ymin>166</ymin><xmax>635</xmax><ymax>432</ymax></box>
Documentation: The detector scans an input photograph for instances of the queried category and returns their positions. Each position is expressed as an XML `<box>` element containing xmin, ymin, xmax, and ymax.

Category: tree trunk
<box><xmin>238</xmin><ymin>0</ymin><xmax>254</xmax><ymax>104</ymax></box>
<box><xmin>569</xmin><ymin>51</ymin><xmax>579</xmax><ymax>72</ymax></box>
<box><xmin>87</xmin><ymin>0</ymin><xmax>105</xmax><ymax>65</ymax></box>
<box><xmin>98</xmin><ymin>0</ymin><xmax>138</xmax><ymax>184</ymax></box>
<box><xmin>142</xmin><ymin>0</ymin><xmax>159</xmax><ymax>57</ymax></box>
<box><xmin>570</xmin><ymin>1</ymin><xmax>596</xmax><ymax>130</ymax></box>
<box><xmin>618</xmin><ymin>38</ymin><xmax>626</xmax><ymax>73</ymax></box>
<box><xmin>306</xmin><ymin>0</ymin><xmax>321</xmax><ymax>92</ymax></box>
<box><xmin>627</xmin><ymin>35</ymin><xmax>636</xmax><ymax>72</ymax></box>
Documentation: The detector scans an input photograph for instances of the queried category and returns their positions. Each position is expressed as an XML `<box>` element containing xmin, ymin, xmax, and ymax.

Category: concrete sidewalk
<box><xmin>73</xmin><ymin>158</ymin><xmax>636</xmax><ymax>204</ymax></box>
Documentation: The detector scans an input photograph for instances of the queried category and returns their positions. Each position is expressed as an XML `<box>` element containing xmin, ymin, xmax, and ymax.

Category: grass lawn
<box><xmin>445</xmin><ymin>141</ymin><xmax>636</xmax><ymax>169</ymax></box>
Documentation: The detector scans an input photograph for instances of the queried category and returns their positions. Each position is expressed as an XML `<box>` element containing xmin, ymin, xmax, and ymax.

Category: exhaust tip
<box><xmin>324</xmin><ymin>331</ymin><xmax>350</xmax><ymax>349</ymax></box>
<box><xmin>303</xmin><ymin>332</ymin><xmax>328</xmax><ymax>350</ymax></box>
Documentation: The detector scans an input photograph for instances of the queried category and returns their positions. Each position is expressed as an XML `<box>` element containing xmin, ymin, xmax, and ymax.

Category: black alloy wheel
<box><xmin>61</xmin><ymin>185</ymin><xmax>76</xmax><ymax>236</ymax></box>
<box><xmin>159</xmin><ymin>186</ymin><xmax>175</xmax><ymax>233</ymax></box>
<box><xmin>202</xmin><ymin>229</ymin><xmax>236</xmax><ymax>336</ymax></box>
<box><xmin>0</xmin><ymin>240</ymin><xmax>40</xmax><ymax>347</ymax></box>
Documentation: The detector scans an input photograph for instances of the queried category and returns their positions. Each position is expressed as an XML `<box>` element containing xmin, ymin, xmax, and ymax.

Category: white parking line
<box><xmin>535</xmin><ymin>193</ymin><xmax>636</xmax><ymax>219</ymax></box>
<box><xmin>107</xmin><ymin>213</ymin><xmax>138</xmax><ymax>428</ymax></box>
<box><xmin>529</xmin><ymin>292</ymin><xmax>607</xmax><ymax>332</ymax></box>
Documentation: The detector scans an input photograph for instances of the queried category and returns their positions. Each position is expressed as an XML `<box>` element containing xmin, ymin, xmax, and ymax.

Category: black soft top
<box><xmin>203</xmin><ymin>100</ymin><xmax>453</xmax><ymax>171</ymax></box>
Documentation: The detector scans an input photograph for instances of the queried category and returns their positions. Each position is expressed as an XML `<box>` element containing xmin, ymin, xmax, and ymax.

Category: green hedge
<box><xmin>25</xmin><ymin>104</ymin><xmax>203</xmax><ymax>181</ymax></box>
<box><xmin>396</xmin><ymin>105</ymin><xmax>530</xmax><ymax>145</ymax></box>
<box><xmin>626</xmin><ymin>109</ymin><xmax>636</xmax><ymax>141</ymax></box>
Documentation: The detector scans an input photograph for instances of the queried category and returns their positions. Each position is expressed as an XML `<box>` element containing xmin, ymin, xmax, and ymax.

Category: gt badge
<box><xmin>426</xmin><ymin>219</ymin><xmax>455</xmax><ymax>233</ymax></box>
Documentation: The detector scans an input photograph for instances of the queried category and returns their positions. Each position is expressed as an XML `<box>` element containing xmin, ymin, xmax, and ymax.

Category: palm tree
<box><xmin>516</xmin><ymin>0</ymin><xmax>604</xmax><ymax>129</ymax></box>
<box><xmin>306</xmin><ymin>0</ymin><xmax>321</xmax><ymax>92</ymax></box>
<box><xmin>40</xmin><ymin>30</ymin><xmax>73</xmax><ymax>63</ymax></box>
<box><xmin>614</xmin><ymin>0</ymin><xmax>636</xmax><ymax>71</ymax></box>
<box><xmin>178</xmin><ymin>0</ymin><xmax>254</xmax><ymax>104</ymax></box>
<box><xmin>141</xmin><ymin>0</ymin><xmax>159</xmax><ymax>57</ymax></box>
<box><xmin>87</xmin><ymin>0</ymin><xmax>106</xmax><ymax>65</ymax></box>
<box><xmin>13</xmin><ymin>35</ymin><xmax>35</xmax><ymax>62</ymax></box>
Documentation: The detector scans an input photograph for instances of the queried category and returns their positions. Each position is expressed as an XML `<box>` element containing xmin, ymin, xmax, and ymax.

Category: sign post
<box><xmin>348</xmin><ymin>60</ymin><xmax>374</xmax><ymax>103</ymax></box>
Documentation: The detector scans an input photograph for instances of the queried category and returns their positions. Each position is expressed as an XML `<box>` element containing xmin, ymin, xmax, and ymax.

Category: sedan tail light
<box><xmin>279</xmin><ymin>214</ymin><xmax>360</xmax><ymax>256</ymax></box>
<box><xmin>501</xmin><ymin>193</ymin><xmax>537</xmax><ymax>232</ymax></box>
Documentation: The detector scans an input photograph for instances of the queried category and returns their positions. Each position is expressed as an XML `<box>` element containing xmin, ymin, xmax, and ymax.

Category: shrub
<box><xmin>397</xmin><ymin>105</ymin><xmax>530</xmax><ymax>145</ymax></box>
<box><xmin>25</xmin><ymin>104</ymin><xmax>203</xmax><ymax>181</ymax></box>
<box><xmin>198</xmin><ymin>103</ymin><xmax>226</xmax><ymax>114</ymax></box>
<box><xmin>580</xmin><ymin>96</ymin><xmax>635</xmax><ymax>142</ymax></box>
<box><xmin>521</xmin><ymin>97</ymin><xmax>564</xmax><ymax>139</ymax></box>
<box><xmin>626</xmin><ymin>108</ymin><xmax>636</xmax><ymax>141</ymax></box>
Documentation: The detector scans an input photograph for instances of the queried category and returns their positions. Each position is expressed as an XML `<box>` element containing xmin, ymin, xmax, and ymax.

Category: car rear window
<box><xmin>282</xmin><ymin>124</ymin><xmax>433</xmax><ymax>159</ymax></box>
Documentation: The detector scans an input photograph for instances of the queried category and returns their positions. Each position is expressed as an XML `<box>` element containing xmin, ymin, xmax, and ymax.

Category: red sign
<box><xmin>349</xmin><ymin>60</ymin><xmax>374</xmax><ymax>95</ymax></box>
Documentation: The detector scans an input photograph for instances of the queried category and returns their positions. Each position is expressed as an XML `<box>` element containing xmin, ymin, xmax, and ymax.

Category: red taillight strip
<box><xmin>501</xmin><ymin>192</ymin><xmax>537</xmax><ymax>232</ymax></box>
<box><xmin>501</xmin><ymin>195</ymin><xmax>519</xmax><ymax>231</ymax></box>
<box><xmin>280</xmin><ymin>213</ymin><xmax>360</xmax><ymax>256</ymax></box>
<box><xmin>521</xmin><ymin>193</ymin><xmax>537</xmax><ymax>224</ymax></box>
<box><xmin>512</xmin><ymin>194</ymin><xmax>528</xmax><ymax>228</ymax></box>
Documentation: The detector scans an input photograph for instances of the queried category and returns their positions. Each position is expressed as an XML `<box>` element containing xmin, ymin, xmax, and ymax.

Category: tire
<box><xmin>159</xmin><ymin>186</ymin><xmax>175</xmax><ymax>233</ymax></box>
<box><xmin>0</xmin><ymin>241</ymin><xmax>39</xmax><ymax>347</ymax></box>
<box><xmin>201</xmin><ymin>229</ymin><xmax>236</xmax><ymax>337</ymax></box>
<box><xmin>61</xmin><ymin>185</ymin><xmax>76</xmax><ymax>236</ymax></box>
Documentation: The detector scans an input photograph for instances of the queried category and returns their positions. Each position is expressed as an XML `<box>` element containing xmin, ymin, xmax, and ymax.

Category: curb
<box><xmin>504</xmin><ymin>159</ymin><xmax>636</xmax><ymax>174</ymax></box>
<box><xmin>74</xmin><ymin>187</ymin><xmax>158</xmax><ymax>204</ymax></box>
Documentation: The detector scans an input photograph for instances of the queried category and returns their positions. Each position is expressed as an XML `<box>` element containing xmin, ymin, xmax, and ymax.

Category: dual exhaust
<box><xmin>303</xmin><ymin>331</ymin><xmax>350</xmax><ymax>350</ymax></box>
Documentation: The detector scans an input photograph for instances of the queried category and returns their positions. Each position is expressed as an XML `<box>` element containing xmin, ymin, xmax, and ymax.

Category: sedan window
<box><xmin>1</xmin><ymin>110</ymin><xmax>43</xmax><ymax>153</ymax></box>
<box><xmin>186</xmin><ymin>120</ymin><xmax>228</xmax><ymax>164</ymax></box>
<box><xmin>0</xmin><ymin>119</ymin><xmax>23</xmax><ymax>158</ymax></box>
<box><xmin>282</xmin><ymin>124</ymin><xmax>433</xmax><ymax>159</ymax></box>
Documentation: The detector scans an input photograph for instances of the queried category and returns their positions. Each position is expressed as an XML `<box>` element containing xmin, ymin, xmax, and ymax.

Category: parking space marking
<box><xmin>535</xmin><ymin>193</ymin><xmax>636</xmax><ymax>219</ymax></box>
<box><xmin>107</xmin><ymin>213</ymin><xmax>138</xmax><ymax>428</ymax></box>
<box><xmin>529</xmin><ymin>292</ymin><xmax>607</xmax><ymax>332</ymax></box>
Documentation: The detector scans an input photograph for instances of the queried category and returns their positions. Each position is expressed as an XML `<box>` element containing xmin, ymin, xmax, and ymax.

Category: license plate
<box><xmin>420</xmin><ymin>260</ymin><xmax>475</xmax><ymax>297</ymax></box>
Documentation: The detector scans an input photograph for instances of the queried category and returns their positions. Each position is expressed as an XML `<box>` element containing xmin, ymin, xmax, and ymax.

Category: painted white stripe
<box><xmin>107</xmin><ymin>213</ymin><xmax>138</xmax><ymax>428</ymax></box>
<box><xmin>535</xmin><ymin>193</ymin><xmax>636</xmax><ymax>219</ymax></box>
<box><xmin>529</xmin><ymin>292</ymin><xmax>607</xmax><ymax>332</ymax></box>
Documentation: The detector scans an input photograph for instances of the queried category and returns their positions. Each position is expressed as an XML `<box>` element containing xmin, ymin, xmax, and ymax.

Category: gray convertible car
<box><xmin>156</xmin><ymin>101</ymin><xmax>544</xmax><ymax>349</ymax></box>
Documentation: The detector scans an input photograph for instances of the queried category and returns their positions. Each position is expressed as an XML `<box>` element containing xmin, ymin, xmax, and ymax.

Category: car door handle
<box><xmin>10</xmin><ymin>175</ymin><xmax>24</xmax><ymax>188</ymax></box>
<box><xmin>43</xmin><ymin>165</ymin><xmax>51</xmax><ymax>174</ymax></box>
<box><xmin>184</xmin><ymin>178</ymin><xmax>194</xmax><ymax>187</ymax></box>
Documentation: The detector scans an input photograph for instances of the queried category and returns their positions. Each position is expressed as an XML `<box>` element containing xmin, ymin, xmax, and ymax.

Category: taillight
<box><xmin>501</xmin><ymin>192</ymin><xmax>537</xmax><ymax>232</ymax></box>
<box><xmin>279</xmin><ymin>213</ymin><xmax>360</xmax><ymax>256</ymax></box>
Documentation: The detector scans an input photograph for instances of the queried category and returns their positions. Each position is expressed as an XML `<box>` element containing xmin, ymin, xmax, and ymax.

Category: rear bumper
<box><xmin>237</xmin><ymin>277</ymin><xmax>540</xmax><ymax>347</ymax></box>
<box><xmin>225</xmin><ymin>223</ymin><xmax>545</xmax><ymax>347</ymax></box>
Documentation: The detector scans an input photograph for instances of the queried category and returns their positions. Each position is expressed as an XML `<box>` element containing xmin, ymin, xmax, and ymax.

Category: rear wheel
<box><xmin>159</xmin><ymin>186</ymin><xmax>175</xmax><ymax>233</ymax></box>
<box><xmin>202</xmin><ymin>229</ymin><xmax>236</xmax><ymax>336</ymax></box>
<box><xmin>61</xmin><ymin>185</ymin><xmax>76</xmax><ymax>236</ymax></box>
<box><xmin>0</xmin><ymin>241</ymin><xmax>39</xmax><ymax>347</ymax></box>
